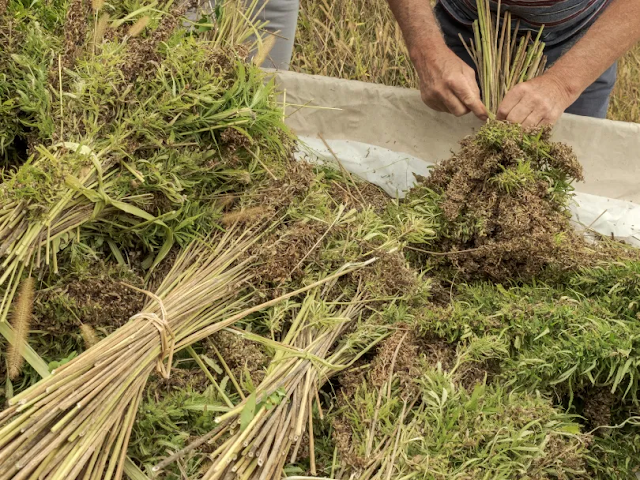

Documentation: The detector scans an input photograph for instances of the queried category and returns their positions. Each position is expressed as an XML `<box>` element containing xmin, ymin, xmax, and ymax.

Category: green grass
<box><xmin>324</xmin><ymin>363</ymin><xmax>589</xmax><ymax>479</ymax></box>
<box><xmin>417</xmin><ymin>261</ymin><xmax>640</xmax><ymax>402</ymax></box>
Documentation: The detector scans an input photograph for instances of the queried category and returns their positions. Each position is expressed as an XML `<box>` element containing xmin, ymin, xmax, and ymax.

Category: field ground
<box><xmin>292</xmin><ymin>0</ymin><xmax>640</xmax><ymax>124</ymax></box>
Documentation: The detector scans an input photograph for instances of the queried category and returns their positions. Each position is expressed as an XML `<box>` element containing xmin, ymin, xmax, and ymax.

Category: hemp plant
<box><xmin>460</xmin><ymin>0</ymin><xmax>547</xmax><ymax>115</ymax></box>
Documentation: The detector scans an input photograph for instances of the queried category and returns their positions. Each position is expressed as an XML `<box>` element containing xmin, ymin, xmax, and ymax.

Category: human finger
<box><xmin>454</xmin><ymin>70</ymin><xmax>488</xmax><ymax>120</ymax></box>
<box><xmin>501</xmin><ymin>90</ymin><xmax>536</xmax><ymax>125</ymax></box>
<box><xmin>497</xmin><ymin>85</ymin><xmax>526</xmax><ymax>121</ymax></box>
<box><xmin>440</xmin><ymin>90</ymin><xmax>471</xmax><ymax>117</ymax></box>
<box><xmin>522</xmin><ymin>110</ymin><xmax>545</xmax><ymax>128</ymax></box>
<box><xmin>422</xmin><ymin>94</ymin><xmax>449</xmax><ymax>113</ymax></box>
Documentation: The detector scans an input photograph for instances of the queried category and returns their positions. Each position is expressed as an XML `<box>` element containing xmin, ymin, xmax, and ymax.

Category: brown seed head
<box><xmin>91</xmin><ymin>0</ymin><xmax>104</xmax><ymax>12</ymax></box>
<box><xmin>94</xmin><ymin>12</ymin><xmax>110</xmax><ymax>45</ymax></box>
<box><xmin>80</xmin><ymin>324</ymin><xmax>99</xmax><ymax>349</ymax></box>
<box><xmin>221</xmin><ymin>206</ymin><xmax>268</xmax><ymax>226</ymax></box>
<box><xmin>7</xmin><ymin>277</ymin><xmax>36</xmax><ymax>380</ymax></box>
<box><xmin>128</xmin><ymin>16</ymin><xmax>150</xmax><ymax>37</ymax></box>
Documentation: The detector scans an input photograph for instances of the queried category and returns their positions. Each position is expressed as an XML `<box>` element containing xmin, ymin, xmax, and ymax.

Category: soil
<box><xmin>335</xmin><ymin>359</ymin><xmax>369</xmax><ymax>400</ymax></box>
<box><xmin>580</xmin><ymin>386</ymin><xmax>615</xmax><ymax>431</ymax></box>
<box><xmin>458</xmin><ymin>358</ymin><xmax>501</xmax><ymax>390</ymax></box>
<box><xmin>417</xmin><ymin>334</ymin><xmax>457</xmax><ymax>372</ymax></box>
<box><xmin>412</xmin><ymin>121</ymin><xmax>588</xmax><ymax>282</ymax></box>
<box><xmin>219</xmin><ymin>128</ymin><xmax>252</xmax><ymax>154</ymax></box>
<box><xmin>427</xmin><ymin>279</ymin><xmax>453</xmax><ymax>307</ymax></box>
<box><xmin>207</xmin><ymin>330</ymin><xmax>269</xmax><ymax>387</ymax></box>
<box><xmin>530</xmin><ymin>433</ymin><xmax>590</xmax><ymax>475</ymax></box>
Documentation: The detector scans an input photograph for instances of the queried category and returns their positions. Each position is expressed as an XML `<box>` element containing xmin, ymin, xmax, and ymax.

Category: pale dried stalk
<box><xmin>157</xmin><ymin>292</ymin><xmax>388</xmax><ymax>480</ymax></box>
<box><xmin>460</xmin><ymin>0</ymin><xmax>547</xmax><ymax>115</ymax></box>
<box><xmin>0</xmin><ymin>231</ymin><xmax>374</xmax><ymax>480</ymax></box>
<box><xmin>0</xmin><ymin>145</ymin><xmax>120</xmax><ymax>324</ymax></box>
<box><xmin>0</xmin><ymin>231</ymin><xmax>253</xmax><ymax>480</ymax></box>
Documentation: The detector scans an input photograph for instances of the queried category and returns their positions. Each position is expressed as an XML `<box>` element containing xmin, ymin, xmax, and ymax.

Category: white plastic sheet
<box><xmin>296</xmin><ymin>137</ymin><xmax>640</xmax><ymax>248</ymax></box>
<box><xmin>273</xmin><ymin>70</ymin><xmax>640</xmax><ymax>203</ymax></box>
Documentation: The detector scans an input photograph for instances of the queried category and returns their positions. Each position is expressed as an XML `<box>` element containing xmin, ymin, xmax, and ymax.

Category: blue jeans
<box><xmin>251</xmin><ymin>0</ymin><xmax>300</xmax><ymax>70</ymax></box>
<box><xmin>434</xmin><ymin>3</ymin><xmax>617</xmax><ymax>118</ymax></box>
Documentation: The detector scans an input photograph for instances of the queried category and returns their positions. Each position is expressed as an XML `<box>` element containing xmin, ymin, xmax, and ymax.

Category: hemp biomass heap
<box><xmin>0</xmin><ymin>1</ymin><xmax>639</xmax><ymax>479</ymax></box>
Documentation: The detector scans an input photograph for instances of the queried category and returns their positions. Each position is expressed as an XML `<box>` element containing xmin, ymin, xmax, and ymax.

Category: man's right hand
<box><xmin>415</xmin><ymin>48</ymin><xmax>488</xmax><ymax>120</ymax></box>
<box><xmin>385</xmin><ymin>0</ymin><xmax>487</xmax><ymax>120</ymax></box>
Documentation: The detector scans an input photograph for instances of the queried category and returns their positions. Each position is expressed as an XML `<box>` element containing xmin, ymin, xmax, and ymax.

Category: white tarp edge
<box><xmin>295</xmin><ymin>136</ymin><xmax>640</xmax><ymax>248</ymax></box>
<box><xmin>271</xmin><ymin>70</ymin><xmax>640</xmax><ymax>246</ymax></box>
<box><xmin>272</xmin><ymin>70</ymin><xmax>640</xmax><ymax>202</ymax></box>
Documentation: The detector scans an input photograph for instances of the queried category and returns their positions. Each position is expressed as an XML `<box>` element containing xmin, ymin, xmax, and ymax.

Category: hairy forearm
<box><xmin>546</xmin><ymin>0</ymin><xmax>640</xmax><ymax>98</ymax></box>
<box><xmin>386</xmin><ymin>0</ymin><xmax>487</xmax><ymax>118</ymax></box>
<box><xmin>386</xmin><ymin>0</ymin><xmax>447</xmax><ymax>66</ymax></box>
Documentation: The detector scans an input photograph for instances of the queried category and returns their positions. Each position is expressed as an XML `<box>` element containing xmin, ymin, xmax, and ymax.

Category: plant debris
<box><xmin>208</xmin><ymin>330</ymin><xmax>269</xmax><ymax>387</ymax></box>
<box><xmin>407</xmin><ymin>121</ymin><xmax>587</xmax><ymax>281</ymax></box>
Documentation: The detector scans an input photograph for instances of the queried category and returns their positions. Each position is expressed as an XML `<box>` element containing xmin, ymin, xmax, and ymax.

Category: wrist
<box><xmin>408</xmin><ymin>36</ymin><xmax>449</xmax><ymax>73</ymax></box>
<box><xmin>543</xmin><ymin>67</ymin><xmax>584</xmax><ymax>105</ymax></box>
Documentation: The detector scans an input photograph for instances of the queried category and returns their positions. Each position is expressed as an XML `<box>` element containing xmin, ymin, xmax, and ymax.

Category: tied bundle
<box><xmin>0</xmin><ymin>230</ymin><xmax>255</xmax><ymax>480</ymax></box>
<box><xmin>0</xmin><ymin>144</ymin><xmax>131</xmax><ymax>322</ymax></box>
<box><xmin>156</xmin><ymin>292</ymin><xmax>388</xmax><ymax>480</ymax></box>
<box><xmin>0</xmin><ymin>229</ymin><xmax>374</xmax><ymax>479</ymax></box>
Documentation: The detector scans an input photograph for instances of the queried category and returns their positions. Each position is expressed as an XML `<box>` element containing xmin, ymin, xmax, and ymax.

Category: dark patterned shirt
<box><xmin>438</xmin><ymin>0</ymin><xmax>612</xmax><ymax>45</ymax></box>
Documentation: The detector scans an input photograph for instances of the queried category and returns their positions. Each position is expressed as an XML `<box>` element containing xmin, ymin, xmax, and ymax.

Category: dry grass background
<box><xmin>291</xmin><ymin>0</ymin><xmax>640</xmax><ymax>123</ymax></box>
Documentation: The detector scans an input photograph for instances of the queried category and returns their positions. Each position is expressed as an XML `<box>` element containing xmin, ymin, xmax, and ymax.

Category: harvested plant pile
<box><xmin>0</xmin><ymin>0</ymin><xmax>288</xmax><ymax>321</ymax></box>
<box><xmin>188</xmin><ymin>293</ymin><xmax>387</xmax><ymax>480</ymax></box>
<box><xmin>405</xmin><ymin>121</ymin><xmax>587</xmax><ymax>281</ymax></box>
<box><xmin>0</xmin><ymin>1</ymin><xmax>639</xmax><ymax>480</ymax></box>
<box><xmin>0</xmin><ymin>232</ymin><xmax>257</xmax><ymax>479</ymax></box>
<box><xmin>329</xmin><ymin>353</ymin><xmax>590</xmax><ymax>480</ymax></box>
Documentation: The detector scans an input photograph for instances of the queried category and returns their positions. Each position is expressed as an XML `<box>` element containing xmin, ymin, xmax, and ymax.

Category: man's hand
<box><xmin>498</xmin><ymin>0</ymin><xmax>640</xmax><ymax>127</ymax></box>
<box><xmin>416</xmin><ymin>49</ymin><xmax>488</xmax><ymax>120</ymax></box>
<box><xmin>385</xmin><ymin>0</ymin><xmax>487</xmax><ymax>120</ymax></box>
<box><xmin>497</xmin><ymin>74</ymin><xmax>576</xmax><ymax>127</ymax></box>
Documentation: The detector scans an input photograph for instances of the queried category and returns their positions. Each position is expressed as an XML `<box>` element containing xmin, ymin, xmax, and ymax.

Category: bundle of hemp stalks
<box><xmin>0</xmin><ymin>230</ymin><xmax>253</xmax><ymax>480</ymax></box>
<box><xmin>155</xmin><ymin>292</ymin><xmax>389</xmax><ymax>480</ymax></box>
<box><xmin>0</xmin><ymin>230</ymin><xmax>371</xmax><ymax>480</ymax></box>
<box><xmin>461</xmin><ymin>0</ymin><xmax>547</xmax><ymax>114</ymax></box>
<box><xmin>0</xmin><ymin>0</ymin><xmax>289</xmax><ymax>325</ymax></box>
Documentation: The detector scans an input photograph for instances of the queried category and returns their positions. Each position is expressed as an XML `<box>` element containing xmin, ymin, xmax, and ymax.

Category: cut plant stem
<box><xmin>157</xmin><ymin>292</ymin><xmax>389</xmax><ymax>479</ymax></box>
<box><xmin>460</xmin><ymin>0</ymin><xmax>547</xmax><ymax>115</ymax></box>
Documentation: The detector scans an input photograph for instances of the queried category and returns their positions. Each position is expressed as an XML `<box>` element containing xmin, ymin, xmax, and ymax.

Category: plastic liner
<box><xmin>296</xmin><ymin>137</ymin><xmax>640</xmax><ymax>247</ymax></box>
<box><xmin>273</xmin><ymin>70</ymin><xmax>640</xmax><ymax>203</ymax></box>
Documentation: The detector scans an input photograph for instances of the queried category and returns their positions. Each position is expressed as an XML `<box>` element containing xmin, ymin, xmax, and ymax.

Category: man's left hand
<box><xmin>496</xmin><ymin>74</ymin><xmax>578</xmax><ymax>127</ymax></box>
